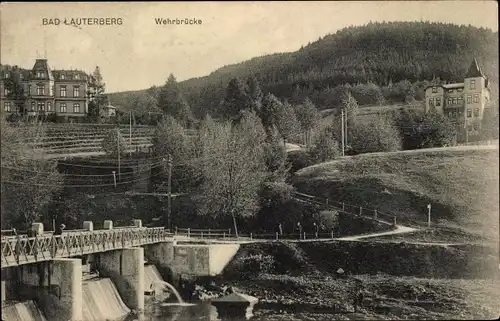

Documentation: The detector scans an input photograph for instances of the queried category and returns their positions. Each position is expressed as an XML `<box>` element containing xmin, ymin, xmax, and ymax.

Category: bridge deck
<box><xmin>1</xmin><ymin>227</ymin><xmax>172</xmax><ymax>268</ymax></box>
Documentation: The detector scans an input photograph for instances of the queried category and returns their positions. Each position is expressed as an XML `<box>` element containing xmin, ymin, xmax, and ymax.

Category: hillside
<box><xmin>292</xmin><ymin>146</ymin><xmax>499</xmax><ymax>241</ymax></box>
<box><xmin>108</xmin><ymin>21</ymin><xmax>498</xmax><ymax>116</ymax></box>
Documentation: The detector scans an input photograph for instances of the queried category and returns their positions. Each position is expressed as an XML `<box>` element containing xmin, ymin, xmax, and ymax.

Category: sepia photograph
<box><xmin>0</xmin><ymin>1</ymin><xmax>498</xmax><ymax>320</ymax></box>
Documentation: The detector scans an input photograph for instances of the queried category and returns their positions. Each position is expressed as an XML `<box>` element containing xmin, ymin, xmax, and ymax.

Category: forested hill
<box><xmin>108</xmin><ymin>21</ymin><xmax>498</xmax><ymax>117</ymax></box>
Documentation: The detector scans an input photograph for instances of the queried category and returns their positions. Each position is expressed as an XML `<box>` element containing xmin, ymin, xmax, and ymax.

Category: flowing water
<box><xmin>82</xmin><ymin>278</ymin><xmax>130</xmax><ymax>321</ymax></box>
<box><xmin>1</xmin><ymin>300</ymin><xmax>47</xmax><ymax>321</ymax></box>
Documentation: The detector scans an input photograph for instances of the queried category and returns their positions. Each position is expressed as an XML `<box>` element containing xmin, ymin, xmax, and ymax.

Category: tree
<box><xmin>308</xmin><ymin>126</ymin><xmax>342</xmax><ymax>162</ymax></box>
<box><xmin>157</xmin><ymin>74</ymin><xmax>192</xmax><ymax>126</ymax></box>
<box><xmin>481</xmin><ymin>107</ymin><xmax>499</xmax><ymax>140</ymax></box>
<box><xmin>419</xmin><ymin>111</ymin><xmax>457</xmax><ymax>148</ymax></box>
<box><xmin>294</xmin><ymin>98</ymin><xmax>319</xmax><ymax>146</ymax></box>
<box><xmin>340</xmin><ymin>90</ymin><xmax>359</xmax><ymax>124</ymax></box>
<box><xmin>220</xmin><ymin>77</ymin><xmax>252</xmax><ymax>122</ymax></box>
<box><xmin>193</xmin><ymin>112</ymin><xmax>267</xmax><ymax>237</ymax></box>
<box><xmin>101</xmin><ymin>128</ymin><xmax>127</xmax><ymax>156</ymax></box>
<box><xmin>1</xmin><ymin>119</ymin><xmax>62</xmax><ymax>229</ymax></box>
<box><xmin>4</xmin><ymin>68</ymin><xmax>28</xmax><ymax>116</ymax></box>
<box><xmin>88</xmin><ymin>66</ymin><xmax>107</xmax><ymax>118</ymax></box>
<box><xmin>130</xmin><ymin>92</ymin><xmax>159</xmax><ymax>125</ymax></box>
<box><xmin>263</xmin><ymin>125</ymin><xmax>289</xmax><ymax>181</ymax></box>
<box><xmin>350</xmin><ymin>113</ymin><xmax>402</xmax><ymax>154</ymax></box>
<box><xmin>246</xmin><ymin>75</ymin><xmax>263</xmax><ymax>114</ymax></box>
<box><xmin>277</xmin><ymin>100</ymin><xmax>301</xmax><ymax>144</ymax></box>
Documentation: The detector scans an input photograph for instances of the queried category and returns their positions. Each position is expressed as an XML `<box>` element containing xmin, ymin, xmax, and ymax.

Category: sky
<box><xmin>1</xmin><ymin>1</ymin><xmax>498</xmax><ymax>93</ymax></box>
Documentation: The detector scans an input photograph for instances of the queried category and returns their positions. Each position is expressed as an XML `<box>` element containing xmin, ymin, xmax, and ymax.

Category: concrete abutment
<box><xmin>97</xmin><ymin>247</ymin><xmax>145</xmax><ymax>311</ymax></box>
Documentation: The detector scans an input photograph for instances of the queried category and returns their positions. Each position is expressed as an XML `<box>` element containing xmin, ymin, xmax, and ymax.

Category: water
<box><xmin>154</xmin><ymin>281</ymin><xmax>185</xmax><ymax>303</ymax></box>
<box><xmin>2</xmin><ymin>300</ymin><xmax>47</xmax><ymax>321</ymax></box>
<box><xmin>126</xmin><ymin>301</ymin><xmax>218</xmax><ymax>321</ymax></box>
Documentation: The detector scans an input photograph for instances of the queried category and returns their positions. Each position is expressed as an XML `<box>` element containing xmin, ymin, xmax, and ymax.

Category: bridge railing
<box><xmin>1</xmin><ymin>226</ymin><xmax>172</xmax><ymax>268</ymax></box>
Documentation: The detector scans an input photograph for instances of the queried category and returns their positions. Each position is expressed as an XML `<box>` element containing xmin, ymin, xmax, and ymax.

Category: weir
<box><xmin>1</xmin><ymin>219</ymin><xmax>241</xmax><ymax>320</ymax></box>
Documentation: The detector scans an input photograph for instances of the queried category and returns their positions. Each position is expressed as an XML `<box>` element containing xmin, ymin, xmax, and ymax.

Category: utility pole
<box><xmin>117</xmin><ymin>129</ymin><xmax>121</xmax><ymax>181</ymax></box>
<box><xmin>427</xmin><ymin>204</ymin><xmax>432</xmax><ymax>228</ymax></box>
<box><xmin>129</xmin><ymin>111</ymin><xmax>132</xmax><ymax>157</ymax></box>
<box><xmin>344</xmin><ymin>109</ymin><xmax>348</xmax><ymax>149</ymax></box>
<box><xmin>465</xmin><ymin>119</ymin><xmax>469</xmax><ymax>144</ymax></box>
<box><xmin>341</xmin><ymin>109</ymin><xmax>345</xmax><ymax>156</ymax></box>
<box><xmin>164</xmin><ymin>155</ymin><xmax>173</xmax><ymax>231</ymax></box>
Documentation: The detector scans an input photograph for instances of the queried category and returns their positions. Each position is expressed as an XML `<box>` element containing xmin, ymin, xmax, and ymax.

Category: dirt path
<box><xmin>335</xmin><ymin>225</ymin><xmax>418</xmax><ymax>241</ymax></box>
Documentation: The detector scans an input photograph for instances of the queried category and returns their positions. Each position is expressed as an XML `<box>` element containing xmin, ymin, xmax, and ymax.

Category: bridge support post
<box><xmin>143</xmin><ymin>241</ymin><xmax>175</xmax><ymax>283</ymax></box>
<box><xmin>52</xmin><ymin>258</ymin><xmax>83</xmax><ymax>321</ymax></box>
<box><xmin>98</xmin><ymin>248</ymin><xmax>145</xmax><ymax>311</ymax></box>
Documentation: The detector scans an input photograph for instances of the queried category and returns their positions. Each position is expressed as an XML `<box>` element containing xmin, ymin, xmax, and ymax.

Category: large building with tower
<box><xmin>424</xmin><ymin>58</ymin><xmax>492</xmax><ymax>139</ymax></box>
<box><xmin>0</xmin><ymin>59</ymin><xmax>95</xmax><ymax>119</ymax></box>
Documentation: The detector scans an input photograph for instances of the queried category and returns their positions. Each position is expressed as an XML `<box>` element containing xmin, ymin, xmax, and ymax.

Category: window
<box><xmin>474</xmin><ymin>108</ymin><xmax>479</xmax><ymax>117</ymax></box>
<box><xmin>73</xmin><ymin>103</ymin><xmax>80</xmax><ymax>113</ymax></box>
<box><xmin>74</xmin><ymin>74</ymin><xmax>80</xmax><ymax>80</ymax></box>
<box><xmin>467</xmin><ymin>125</ymin><xmax>472</xmax><ymax>131</ymax></box>
<box><xmin>448</xmin><ymin>89</ymin><xmax>453</xmax><ymax>93</ymax></box>
<box><xmin>473</xmin><ymin>123</ymin><xmax>479</xmax><ymax>131</ymax></box>
<box><xmin>452</xmin><ymin>97</ymin><xmax>458</xmax><ymax>105</ymax></box>
<box><xmin>47</xmin><ymin>102</ymin><xmax>52</xmax><ymax>112</ymax></box>
<box><xmin>457</xmin><ymin>88</ymin><xmax>463</xmax><ymax>92</ymax></box>
<box><xmin>447</xmin><ymin>97</ymin><xmax>452</xmax><ymax>105</ymax></box>
<box><xmin>4</xmin><ymin>73</ymin><xmax>9</xmax><ymax>79</ymax></box>
<box><xmin>60</xmin><ymin>74</ymin><xmax>65</xmax><ymax>80</ymax></box>
<box><xmin>473</xmin><ymin>94</ymin><xmax>479</xmax><ymax>103</ymax></box>
<box><xmin>457</xmin><ymin>96</ymin><xmax>463</xmax><ymax>105</ymax></box>
<box><xmin>36</xmin><ymin>71</ymin><xmax>44</xmax><ymax>78</ymax></box>
<box><xmin>60</xmin><ymin>103</ymin><xmax>67</xmax><ymax>113</ymax></box>
<box><xmin>467</xmin><ymin>108</ymin><xmax>472</xmax><ymax>118</ymax></box>
<box><xmin>37</xmin><ymin>85</ymin><xmax>45</xmax><ymax>96</ymax></box>
<box><xmin>470</xmin><ymin>79</ymin><xmax>476</xmax><ymax>90</ymax></box>
<box><xmin>429</xmin><ymin>98</ymin><xmax>434</xmax><ymax>107</ymax></box>
<box><xmin>31</xmin><ymin>102</ymin><xmax>35</xmax><ymax>111</ymax></box>
<box><xmin>37</xmin><ymin>101</ymin><xmax>45</xmax><ymax>111</ymax></box>
<box><xmin>73</xmin><ymin>86</ymin><xmax>80</xmax><ymax>97</ymax></box>
<box><xmin>432</xmin><ymin>86</ymin><xmax>437</xmax><ymax>93</ymax></box>
<box><xmin>4</xmin><ymin>102</ymin><xmax>11</xmax><ymax>112</ymax></box>
<box><xmin>4</xmin><ymin>88</ymin><xmax>8</xmax><ymax>96</ymax></box>
<box><xmin>467</xmin><ymin>95</ymin><xmax>472</xmax><ymax>104</ymax></box>
<box><xmin>60</xmin><ymin>86</ymin><xmax>67</xmax><ymax>97</ymax></box>
<box><xmin>436</xmin><ymin>97</ymin><xmax>441</xmax><ymax>106</ymax></box>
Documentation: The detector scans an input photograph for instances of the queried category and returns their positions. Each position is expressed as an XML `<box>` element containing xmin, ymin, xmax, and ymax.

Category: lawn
<box><xmin>292</xmin><ymin>147</ymin><xmax>499</xmax><ymax>242</ymax></box>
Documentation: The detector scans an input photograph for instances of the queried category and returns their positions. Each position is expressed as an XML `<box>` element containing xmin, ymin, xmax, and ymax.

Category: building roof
<box><xmin>465</xmin><ymin>58</ymin><xmax>486</xmax><ymax>79</ymax></box>
<box><xmin>442</xmin><ymin>83</ymin><xmax>464</xmax><ymax>89</ymax></box>
<box><xmin>32</xmin><ymin>59</ymin><xmax>54</xmax><ymax>81</ymax></box>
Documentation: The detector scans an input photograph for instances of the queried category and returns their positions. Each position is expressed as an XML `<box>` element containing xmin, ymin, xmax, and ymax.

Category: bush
<box><xmin>226</xmin><ymin>254</ymin><xmax>275</xmax><ymax>278</ymax></box>
<box><xmin>287</xmin><ymin>150</ymin><xmax>315</xmax><ymax>173</ymax></box>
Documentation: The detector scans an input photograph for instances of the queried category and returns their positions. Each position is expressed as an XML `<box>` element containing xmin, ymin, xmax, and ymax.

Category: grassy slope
<box><xmin>293</xmin><ymin>147</ymin><xmax>499</xmax><ymax>241</ymax></box>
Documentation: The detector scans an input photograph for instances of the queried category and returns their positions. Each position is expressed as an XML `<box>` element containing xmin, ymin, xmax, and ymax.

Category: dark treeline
<box><xmin>109</xmin><ymin>21</ymin><xmax>498</xmax><ymax>118</ymax></box>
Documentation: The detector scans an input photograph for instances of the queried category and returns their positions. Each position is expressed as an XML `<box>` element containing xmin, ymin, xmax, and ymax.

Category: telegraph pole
<box><xmin>164</xmin><ymin>155</ymin><xmax>173</xmax><ymax>231</ymax></box>
<box><xmin>465</xmin><ymin>119</ymin><xmax>469</xmax><ymax>144</ymax></box>
<box><xmin>117</xmin><ymin>129</ymin><xmax>121</xmax><ymax>181</ymax></box>
<box><xmin>341</xmin><ymin>109</ymin><xmax>345</xmax><ymax>156</ymax></box>
<box><xmin>344</xmin><ymin>109</ymin><xmax>348</xmax><ymax>149</ymax></box>
<box><xmin>129</xmin><ymin>111</ymin><xmax>132</xmax><ymax>157</ymax></box>
<box><xmin>427</xmin><ymin>204</ymin><xmax>432</xmax><ymax>228</ymax></box>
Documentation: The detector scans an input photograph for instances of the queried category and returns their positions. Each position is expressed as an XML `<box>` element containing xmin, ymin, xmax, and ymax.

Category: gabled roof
<box><xmin>465</xmin><ymin>58</ymin><xmax>486</xmax><ymax>79</ymax></box>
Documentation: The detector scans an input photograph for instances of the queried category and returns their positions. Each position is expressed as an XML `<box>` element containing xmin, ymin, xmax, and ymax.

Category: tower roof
<box><xmin>32</xmin><ymin>58</ymin><xmax>54</xmax><ymax>81</ymax></box>
<box><xmin>465</xmin><ymin>58</ymin><xmax>486</xmax><ymax>79</ymax></box>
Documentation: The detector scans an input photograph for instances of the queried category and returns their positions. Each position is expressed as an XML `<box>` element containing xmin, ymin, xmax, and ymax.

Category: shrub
<box><xmin>227</xmin><ymin>254</ymin><xmax>275</xmax><ymax>278</ymax></box>
<box><xmin>287</xmin><ymin>150</ymin><xmax>315</xmax><ymax>173</ymax></box>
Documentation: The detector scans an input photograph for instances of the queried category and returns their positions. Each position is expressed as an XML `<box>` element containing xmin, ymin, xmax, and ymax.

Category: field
<box><xmin>318</xmin><ymin>102</ymin><xmax>425</xmax><ymax>128</ymax></box>
<box><xmin>292</xmin><ymin>146</ymin><xmax>499</xmax><ymax>243</ymax></box>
